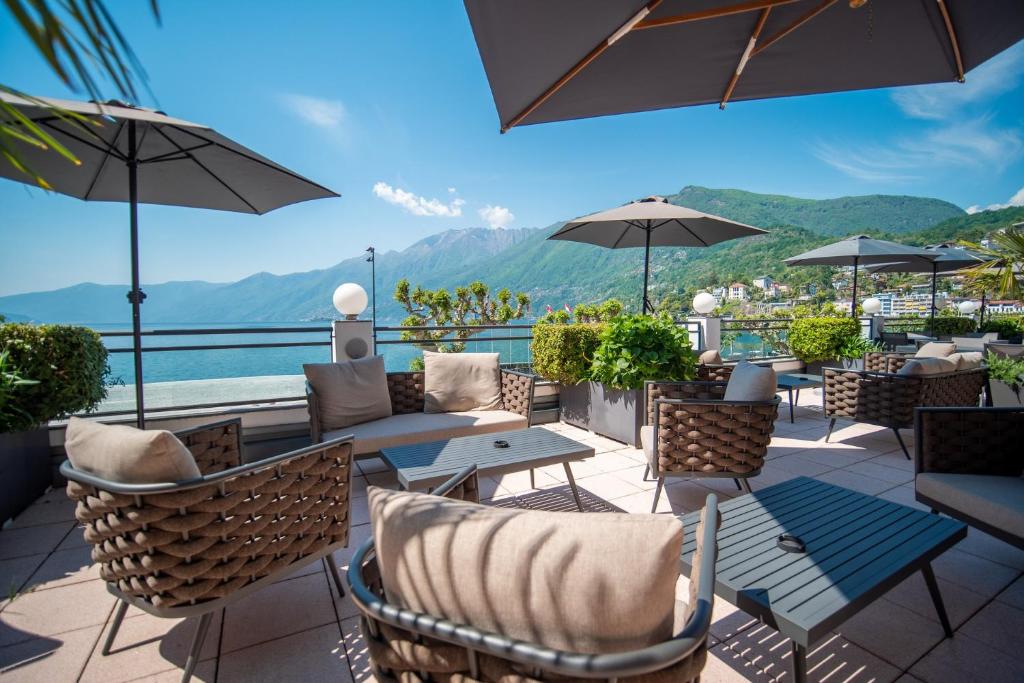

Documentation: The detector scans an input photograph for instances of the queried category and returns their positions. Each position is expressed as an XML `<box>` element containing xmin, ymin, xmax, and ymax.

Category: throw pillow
<box><xmin>423</xmin><ymin>351</ymin><xmax>502</xmax><ymax>413</ymax></box>
<box><xmin>915</xmin><ymin>342</ymin><xmax>956</xmax><ymax>359</ymax></box>
<box><xmin>723</xmin><ymin>360</ymin><xmax>778</xmax><ymax>401</ymax></box>
<box><xmin>699</xmin><ymin>349</ymin><xmax>723</xmax><ymax>365</ymax></box>
<box><xmin>303</xmin><ymin>355</ymin><xmax>392</xmax><ymax>431</ymax></box>
<box><xmin>897</xmin><ymin>357</ymin><xmax>958</xmax><ymax>376</ymax></box>
<box><xmin>947</xmin><ymin>351</ymin><xmax>984</xmax><ymax>371</ymax></box>
<box><xmin>65</xmin><ymin>417</ymin><xmax>201</xmax><ymax>483</ymax></box>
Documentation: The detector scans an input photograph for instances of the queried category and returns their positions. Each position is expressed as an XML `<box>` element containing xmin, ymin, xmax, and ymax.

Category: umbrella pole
<box><xmin>930</xmin><ymin>263</ymin><xmax>937</xmax><ymax>331</ymax></box>
<box><xmin>127</xmin><ymin>120</ymin><xmax>147</xmax><ymax>429</ymax></box>
<box><xmin>850</xmin><ymin>256</ymin><xmax>858</xmax><ymax>318</ymax></box>
<box><xmin>980</xmin><ymin>291</ymin><xmax>986</xmax><ymax>326</ymax></box>
<box><xmin>642</xmin><ymin>226</ymin><xmax>652</xmax><ymax>314</ymax></box>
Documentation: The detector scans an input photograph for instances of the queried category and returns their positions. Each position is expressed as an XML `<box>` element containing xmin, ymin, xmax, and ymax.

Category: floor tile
<box><xmin>768</xmin><ymin>453</ymin><xmax>835</xmax><ymax>478</ymax></box>
<box><xmin>959</xmin><ymin>600</ymin><xmax>1024</xmax><ymax>659</ymax></box>
<box><xmin>571</xmin><ymin>471</ymin><xmax>642</xmax><ymax>501</ymax></box>
<box><xmin>837</xmin><ymin>599</ymin><xmax>947</xmax><ymax>669</ymax></box>
<box><xmin>815</xmin><ymin>469</ymin><xmax>895</xmax><ymax>496</ymax></box>
<box><xmin>996</xmin><ymin>575</ymin><xmax>1024</xmax><ymax>610</ymax></box>
<box><xmin>0</xmin><ymin>579</ymin><xmax>113</xmax><ymax>647</ymax></box>
<box><xmin>6</xmin><ymin>497</ymin><xmax>77</xmax><ymax>529</ymax></box>
<box><xmin>218</xmin><ymin>623</ymin><xmax>352</xmax><ymax>683</ymax></box>
<box><xmin>0</xmin><ymin>624</ymin><xmax>102</xmax><ymax>681</ymax></box>
<box><xmin>220</xmin><ymin>572</ymin><xmax>337</xmax><ymax>654</ymax></box>
<box><xmin>0</xmin><ymin>555</ymin><xmax>46</xmax><ymax>601</ymax></box>
<box><xmin>843</xmin><ymin>459</ymin><xmax>914</xmax><ymax>485</ymax></box>
<box><xmin>22</xmin><ymin>545</ymin><xmax>99</xmax><ymax>591</ymax></box>
<box><xmin>340</xmin><ymin>615</ymin><xmax>376</xmax><ymax>682</ymax></box>
<box><xmin>931</xmin><ymin>548</ymin><xmax>1020</xmax><ymax>598</ymax></box>
<box><xmin>882</xmin><ymin>572</ymin><xmax>990</xmax><ymax>630</ymax></box>
<box><xmin>0</xmin><ymin>522</ymin><xmax>74</xmax><ymax>561</ymax></box>
<box><xmin>911</xmin><ymin>632</ymin><xmax>1022</xmax><ymax>683</ymax></box>
<box><xmin>954</xmin><ymin>528</ymin><xmax>1024</xmax><ymax>570</ymax></box>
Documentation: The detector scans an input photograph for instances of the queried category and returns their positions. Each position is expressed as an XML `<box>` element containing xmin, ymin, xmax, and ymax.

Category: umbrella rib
<box><xmin>721</xmin><ymin>8</ymin><xmax>771</xmax><ymax>109</ymax></box>
<box><xmin>84</xmin><ymin>119</ymin><xmax>126</xmax><ymax>200</ymax></box>
<box><xmin>672</xmin><ymin>219</ymin><xmax>709</xmax><ymax>247</ymax></box>
<box><xmin>610</xmin><ymin>223</ymin><xmax>634</xmax><ymax>249</ymax></box>
<box><xmin>37</xmin><ymin>118</ymin><xmax>128</xmax><ymax>162</ymax></box>
<box><xmin>549</xmin><ymin>221</ymin><xmax>592</xmax><ymax>239</ymax></box>
<box><xmin>634</xmin><ymin>0</ymin><xmax>799</xmax><ymax>30</ymax></box>
<box><xmin>752</xmin><ymin>0</ymin><xmax>836</xmax><ymax>57</ymax></box>
<box><xmin>140</xmin><ymin>142</ymin><xmax>213</xmax><ymax>164</ymax></box>
<box><xmin>935</xmin><ymin>0</ymin><xmax>965</xmax><ymax>82</ymax></box>
<box><xmin>164</xmin><ymin>124</ymin><xmax>338</xmax><ymax>196</ymax></box>
<box><xmin>151</xmin><ymin>125</ymin><xmax>260</xmax><ymax>213</ymax></box>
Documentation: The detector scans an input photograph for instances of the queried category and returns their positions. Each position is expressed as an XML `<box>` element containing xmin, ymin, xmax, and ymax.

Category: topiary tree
<box><xmin>788</xmin><ymin>317</ymin><xmax>861</xmax><ymax>363</ymax></box>
<box><xmin>394</xmin><ymin>279</ymin><xmax>530</xmax><ymax>368</ymax></box>
<box><xmin>530</xmin><ymin>323</ymin><xmax>603</xmax><ymax>385</ymax></box>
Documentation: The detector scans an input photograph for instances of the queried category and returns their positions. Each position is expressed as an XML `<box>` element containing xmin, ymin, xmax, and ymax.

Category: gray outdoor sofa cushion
<box><xmin>916</xmin><ymin>473</ymin><xmax>1024</xmax><ymax>541</ymax></box>
<box><xmin>323</xmin><ymin>410</ymin><xmax>527</xmax><ymax>455</ymax></box>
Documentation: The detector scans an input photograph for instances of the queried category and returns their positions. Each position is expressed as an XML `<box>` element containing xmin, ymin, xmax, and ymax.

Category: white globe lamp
<box><xmin>862</xmin><ymin>297</ymin><xmax>882</xmax><ymax>316</ymax></box>
<box><xmin>957</xmin><ymin>300</ymin><xmax>978</xmax><ymax>316</ymax></box>
<box><xmin>333</xmin><ymin>283</ymin><xmax>369</xmax><ymax>320</ymax></box>
<box><xmin>692</xmin><ymin>292</ymin><xmax>717</xmax><ymax>315</ymax></box>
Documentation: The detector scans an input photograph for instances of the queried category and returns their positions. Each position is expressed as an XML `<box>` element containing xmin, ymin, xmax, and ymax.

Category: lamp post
<box><xmin>332</xmin><ymin>283</ymin><xmax>369</xmax><ymax>320</ymax></box>
<box><xmin>691</xmin><ymin>292</ymin><xmax>719</xmax><ymax>352</ymax></box>
<box><xmin>366</xmin><ymin>246</ymin><xmax>376</xmax><ymax>342</ymax></box>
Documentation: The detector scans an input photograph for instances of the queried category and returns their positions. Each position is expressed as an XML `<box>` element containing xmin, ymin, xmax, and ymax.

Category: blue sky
<box><xmin>1</xmin><ymin>1</ymin><xmax>1023</xmax><ymax>296</ymax></box>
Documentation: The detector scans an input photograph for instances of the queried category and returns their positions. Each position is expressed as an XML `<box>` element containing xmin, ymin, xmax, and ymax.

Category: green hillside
<box><xmin>904</xmin><ymin>206</ymin><xmax>1024</xmax><ymax>245</ymax></box>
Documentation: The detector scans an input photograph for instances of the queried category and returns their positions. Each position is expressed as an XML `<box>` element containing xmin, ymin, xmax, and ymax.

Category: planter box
<box><xmin>559</xmin><ymin>381</ymin><xmax>643</xmax><ymax>447</ymax></box>
<box><xmin>0</xmin><ymin>427</ymin><xmax>51</xmax><ymax>524</ymax></box>
<box><xmin>804</xmin><ymin>358</ymin><xmax>864</xmax><ymax>376</ymax></box>
<box><xmin>989</xmin><ymin>380</ymin><xmax>1024</xmax><ymax>407</ymax></box>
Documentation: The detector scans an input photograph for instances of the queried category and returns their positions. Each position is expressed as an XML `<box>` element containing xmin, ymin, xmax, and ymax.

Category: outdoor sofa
<box><xmin>347</xmin><ymin>464</ymin><xmax>721</xmax><ymax>682</ymax></box>
<box><xmin>915</xmin><ymin>406</ymin><xmax>1024</xmax><ymax>549</ymax></box>
<box><xmin>61</xmin><ymin>418</ymin><xmax>354</xmax><ymax>683</ymax></box>
<box><xmin>307</xmin><ymin>368</ymin><xmax>535</xmax><ymax>457</ymax></box>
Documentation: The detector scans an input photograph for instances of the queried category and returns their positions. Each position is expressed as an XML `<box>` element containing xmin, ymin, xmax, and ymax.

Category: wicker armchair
<box><xmin>643</xmin><ymin>380</ymin><xmax>780</xmax><ymax>511</ymax></box>
<box><xmin>347</xmin><ymin>465</ymin><xmax>720</xmax><ymax>682</ymax></box>
<box><xmin>62</xmin><ymin>418</ymin><xmax>354</xmax><ymax>683</ymax></box>
<box><xmin>915</xmin><ymin>407</ymin><xmax>1024</xmax><ymax>549</ymax></box>
<box><xmin>823</xmin><ymin>366</ymin><xmax>986</xmax><ymax>459</ymax></box>
<box><xmin>696</xmin><ymin>363</ymin><xmax>734</xmax><ymax>382</ymax></box>
<box><xmin>307</xmin><ymin>368</ymin><xmax>536</xmax><ymax>445</ymax></box>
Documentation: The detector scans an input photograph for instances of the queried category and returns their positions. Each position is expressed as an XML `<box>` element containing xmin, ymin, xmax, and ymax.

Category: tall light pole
<box><xmin>365</xmin><ymin>246</ymin><xmax>376</xmax><ymax>342</ymax></box>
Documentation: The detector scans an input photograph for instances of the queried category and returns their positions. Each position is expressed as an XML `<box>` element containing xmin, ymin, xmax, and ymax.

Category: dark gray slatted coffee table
<box><xmin>680</xmin><ymin>476</ymin><xmax>965</xmax><ymax>683</ymax></box>
<box><xmin>379</xmin><ymin>428</ymin><xmax>595</xmax><ymax>510</ymax></box>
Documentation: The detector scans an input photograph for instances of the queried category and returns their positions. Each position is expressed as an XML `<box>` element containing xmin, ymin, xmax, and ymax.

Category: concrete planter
<box><xmin>0</xmin><ymin>427</ymin><xmax>51</xmax><ymax>524</ymax></box>
<box><xmin>559</xmin><ymin>381</ymin><xmax>643</xmax><ymax>447</ymax></box>
<box><xmin>804</xmin><ymin>358</ymin><xmax>864</xmax><ymax>375</ymax></box>
<box><xmin>989</xmin><ymin>380</ymin><xmax>1024</xmax><ymax>407</ymax></box>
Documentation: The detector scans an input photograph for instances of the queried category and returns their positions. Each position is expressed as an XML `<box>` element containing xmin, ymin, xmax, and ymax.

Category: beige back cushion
<box><xmin>304</xmin><ymin>355</ymin><xmax>392</xmax><ymax>431</ymax></box>
<box><xmin>65</xmin><ymin>417</ymin><xmax>201</xmax><ymax>484</ymax></box>
<box><xmin>723</xmin><ymin>360</ymin><xmax>778</xmax><ymax>401</ymax></box>
<box><xmin>915</xmin><ymin>342</ymin><xmax>956</xmax><ymax>359</ymax></box>
<box><xmin>897</xmin><ymin>357</ymin><xmax>958</xmax><ymax>376</ymax></box>
<box><xmin>699</xmin><ymin>349</ymin><xmax>723</xmax><ymax>365</ymax></box>
<box><xmin>947</xmin><ymin>351</ymin><xmax>984</xmax><ymax>371</ymax></box>
<box><xmin>368</xmin><ymin>486</ymin><xmax>683</xmax><ymax>653</ymax></box>
<box><xmin>423</xmin><ymin>351</ymin><xmax>503</xmax><ymax>413</ymax></box>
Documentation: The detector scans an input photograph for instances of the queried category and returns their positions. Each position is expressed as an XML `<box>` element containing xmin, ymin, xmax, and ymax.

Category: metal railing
<box><xmin>720</xmin><ymin>318</ymin><xmax>792</xmax><ymax>360</ymax></box>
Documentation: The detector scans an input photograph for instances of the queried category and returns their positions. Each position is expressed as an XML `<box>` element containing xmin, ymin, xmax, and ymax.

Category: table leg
<box><xmin>922</xmin><ymin>563</ymin><xmax>954</xmax><ymax>638</ymax></box>
<box><xmin>563</xmin><ymin>462</ymin><xmax>585</xmax><ymax>512</ymax></box>
<box><xmin>795</xmin><ymin>387</ymin><xmax>801</xmax><ymax>411</ymax></box>
<box><xmin>792</xmin><ymin>642</ymin><xmax>807</xmax><ymax>683</ymax></box>
<box><xmin>788</xmin><ymin>387</ymin><xmax>795</xmax><ymax>423</ymax></box>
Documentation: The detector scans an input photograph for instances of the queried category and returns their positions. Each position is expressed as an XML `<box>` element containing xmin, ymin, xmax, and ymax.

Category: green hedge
<box><xmin>0</xmin><ymin>323</ymin><xmax>110</xmax><ymax>433</ymax></box>
<box><xmin>586</xmin><ymin>314</ymin><xmax>696</xmax><ymax>390</ymax></box>
<box><xmin>925</xmin><ymin>317</ymin><xmax>976</xmax><ymax>336</ymax></box>
<box><xmin>980</xmin><ymin>316</ymin><xmax>1024</xmax><ymax>339</ymax></box>
<box><xmin>788</xmin><ymin>317</ymin><xmax>861</xmax><ymax>363</ymax></box>
<box><xmin>530</xmin><ymin>323</ymin><xmax>603</xmax><ymax>385</ymax></box>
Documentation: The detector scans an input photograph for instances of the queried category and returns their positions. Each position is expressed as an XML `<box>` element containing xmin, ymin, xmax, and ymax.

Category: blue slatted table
<box><xmin>679</xmin><ymin>476</ymin><xmax>965</xmax><ymax>682</ymax></box>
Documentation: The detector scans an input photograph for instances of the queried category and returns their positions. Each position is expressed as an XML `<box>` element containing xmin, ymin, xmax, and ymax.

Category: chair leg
<box><xmin>642</xmin><ymin>464</ymin><xmax>651</xmax><ymax>481</ymax></box>
<box><xmin>651</xmin><ymin>477</ymin><xmax>666</xmax><ymax>513</ymax></box>
<box><xmin>181</xmin><ymin>612</ymin><xmax>214</xmax><ymax>683</ymax></box>
<box><xmin>824</xmin><ymin>418</ymin><xmax>837</xmax><ymax>442</ymax></box>
<box><xmin>738</xmin><ymin>478</ymin><xmax>753</xmax><ymax>494</ymax></box>
<box><xmin>325</xmin><ymin>554</ymin><xmax>346</xmax><ymax>598</ymax></box>
<box><xmin>892</xmin><ymin>428</ymin><xmax>911</xmax><ymax>460</ymax></box>
<box><xmin>101</xmin><ymin>599</ymin><xmax>129</xmax><ymax>655</ymax></box>
<box><xmin>529</xmin><ymin>468</ymin><xmax>536</xmax><ymax>489</ymax></box>
<box><xmin>733</xmin><ymin>478</ymin><xmax>743</xmax><ymax>491</ymax></box>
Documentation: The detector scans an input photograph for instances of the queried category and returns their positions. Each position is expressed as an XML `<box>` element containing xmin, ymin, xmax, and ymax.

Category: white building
<box><xmin>711</xmin><ymin>287</ymin><xmax>727</xmax><ymax>304</ymax></box>
<box><xmin>728</xmin><ymin>282</ymin><xmax>749</xmax><ymax>301</ymax></box>
<box><xmin>753</xmin><ymin>276</ymin><xmax>774</xmax><ymax>290</ymax></box>
<box><xmin>987</xmin><ymin>300</ymin><xmax>1024</xmax><ymax>314</ymax></box>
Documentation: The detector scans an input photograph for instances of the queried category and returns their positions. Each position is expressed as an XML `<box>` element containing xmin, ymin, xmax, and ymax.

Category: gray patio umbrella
<box><xmin>464</xmin><ymin>0</ymin><xmax>1024</xmax><ymax>132</ymax></box>
<box><xmin>550</xmin><ymin>196</ymin><xmax>766</xmax><ymax>312</ymax></box>
<box><xmin>866</xmin><ymin>244</ymin><xmax>984</xmax><ymax>326</ymax></box>
<box><xmin>0</xmin><ymin>93</ymin><xmax>339</xmax><ymax>427</ymax></box>
<box><xmin>784</xmin><ymin>235</ymin><xmax>936</xmax><ymax>316</ymax></box>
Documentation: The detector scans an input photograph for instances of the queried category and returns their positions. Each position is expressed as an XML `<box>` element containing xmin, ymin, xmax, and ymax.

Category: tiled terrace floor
<box><xmin>2</xmin><ymin>389</ymin><xmax>1023</xmax><ymax>682</ymax></box>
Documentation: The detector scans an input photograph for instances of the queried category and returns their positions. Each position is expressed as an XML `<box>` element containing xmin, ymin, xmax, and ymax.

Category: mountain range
<box><xmin>3</xmin><ymin>185</ymin><xmax>1019</xmax><ymax>325</ymax></box>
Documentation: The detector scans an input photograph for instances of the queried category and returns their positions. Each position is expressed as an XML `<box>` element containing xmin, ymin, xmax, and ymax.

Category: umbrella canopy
<box><xmin>0</xmin><ymin>93</ymin><xmax>339</xmax><ymax>427</ymax></box>
<box><xmin>785</xmin><ymin>235</ymin><xmax>937</xmax><ymax>316</ymax></box>
<box><xmin>464</xmin><ymin>0</ymin><xmax>1024</xmax><ymax>132</ymax></box>
<box><xmin>867</xmin><ymin>244</ymin><xmax>985</xmax><ymax>324</ymax></box>
<box><xmin>550</xmin><ymin>196</ymin><xmax>766</xmax><ymax>312</ymax></box>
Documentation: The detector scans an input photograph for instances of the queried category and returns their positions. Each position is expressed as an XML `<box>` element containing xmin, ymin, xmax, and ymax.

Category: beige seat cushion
<box><xmin>915</xmin><ymin>342</ymin><xmax>956</xmax><ymax>358</ymax></box>
<box><xmin>947</xmin><ymin>351</ymin><xmax>984</xmax><ymax>371</ymax></box>
<box><xmin>304</xmin><ymin>356</ymin><xmax>392</xmax><ymax>431</ymax></box>
<box><xmin>917</xmin><ymin>473</ymin><xmax>1024</xmax><ymax>540</ymax></box>
<box><xmin>423</xmin><ymin>351</ymin><xmax>503</xmax><ymax>413</ymax></box>
<box><xmin>723</xmin><ymin>361</ymin><xmax>777</xmax><ymax>401</ymax></box>
<box><xmin>699</xmin><ymin>349</ymin><xmax>722</xmax><ymax>365</ymax></box>
<box><xmin>368</xmin><ymin>486</ymin><xmax>683</xmax><ymax>653</ymax></box>
<box><xmin>897</xmin><ymin>357</ymin><xmax>958</xmax><ymax>376</ymax></box>
<box><xmin>65</xmin><ymin>417</ymin><xmax>201</xmax><ymax>484</ymax></box>
<box><xmin>323</xmin><ymin>410</ymin><xmax>527</xmax><ymax>455</ymax></box>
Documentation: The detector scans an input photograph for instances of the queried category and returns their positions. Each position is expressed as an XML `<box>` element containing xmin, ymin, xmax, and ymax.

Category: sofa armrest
<box><xmin>500</xmin><ymin>369</ymin><xmax>535</xmax><ymax>421</ymax></box>
<box><xmin>306</xmin><ymin>380</ymin><xmax>322</xmax><ymax>444</ymax></box>
<box><xmin>823</xmin><ymin>368</ymin><xmax>922</xmax><ymax>426</ymax></box>
<box><xmin>175</xmin><ymin>418</ymin><xmax>243</xmax><ymax>474</ymax></box>
<box><xmin>914</xmin><ymin>407</ymin><xmax>1024</xmax><ymax>476</ymax></box>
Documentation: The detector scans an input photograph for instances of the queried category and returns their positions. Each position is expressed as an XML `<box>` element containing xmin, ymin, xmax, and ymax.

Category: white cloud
<box><xmin>280</xmin><ymin>94</ymin><xmax>346</xmax><ymax>129</ymax></box>
<box><xmin>892</xmin><ymin>42</ymin><xmax>1024</xmax><ymax>120</ymax></box>
<box><xmin>478</xmin><ymin>205</ymin><xmax>515</xmax><ymax>229</ymax></box>
<box><xmin>372</xmin><ymin>182</ymin><xmax>465</xmax><ymax>217</ymax></box>
<box><xmin>966</xmin><ymin>186</ymin><xmax>1024</xmax><ymax>214</ymax></box>
<box><xmin>447</xmin><ymin>187</ymin><xmax>457</xmax><ymax>194</ymax></box>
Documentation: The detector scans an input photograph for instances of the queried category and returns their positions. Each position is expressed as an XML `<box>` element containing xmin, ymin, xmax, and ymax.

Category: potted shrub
<box><xmin>0</xmin><ymin>323</ymin><xmax>110</xmax><ymax>523</ymax></box>
<box><xmin>986</xmin><ymin>352</ymin><xmax>1024</xmax><ymax>407</ymax></box>
<box><xmin>925</xmin><ymin>315</ymin><xmax>976</xmax><ymax>340</ymax></box>
<box><xmin>836</xmin><ymin>334</ymin><xmax>881</xmax><ymax>371</ymax></box>
<box><xmin>789</xmin><ymin>317</ymin><xmax>861</xmax><ymax>375</ymax></box>
<box><xmin>549</xmin><ymin>314</ymin><xmax>696</xmax><ymax>446</ymax></box>
<box><xmin>980</xmin><ymin>317</ymin><xmax>1024</xmax><ymax>344</ymax></box>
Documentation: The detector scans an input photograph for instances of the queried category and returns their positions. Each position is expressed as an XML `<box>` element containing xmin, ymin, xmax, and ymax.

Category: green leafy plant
<box><xmin>925</xmin><ymin>315</ymin><xmax>976</xmax><ymax>337</ymax></box>
<box><xmin>980</xmin><ymin>316</ymin><xmax>1024</xmax><ymax>339</ymax></box>
<box><xmin>536</xmin><ymin>309</ymin><xmax>571</xmax><ymax>325</ymax></box>
<box><xmin>836</xmin><ymin>334</ymin><xmax>881</xmax><ymax>361</ymax></box>
<box><xmin>0</xmin><ymin>323</ymin><xmax>110</xmax><ymax>432</ymax></box>
<box><xmin>960</xmin><ymin>224</ymin><xmax>1024</xmax><ymax>298</ymax></box>
<box><xmin>985</xmin><ymin>353</ymin><xmax>1024</xmax><ymax>391</ymax></box>
<box><xmin>0</xmin><ymin>347</ymin><xmax>39</xmax><ymax>433</ymax></box>
<box><xmin>530</xmin><ymin>323</ymin><xmax>603</xmax><ymax>385</ymax></box>
<box><xmin>574</xmin><ymin>299</ymin><xmax>624</xmax><ymax>323</ymax></box>
<box><xmin>586</xmin><ymin>314</ymin><xmax>696</xmax><ymax>390</ymax></box>
<box><xmin>788</xmin><ymin>317</ymin><xmax>861</xmax><ymax>363</ymax></box>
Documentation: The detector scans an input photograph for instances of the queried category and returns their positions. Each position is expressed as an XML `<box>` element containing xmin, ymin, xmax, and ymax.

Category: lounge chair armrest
<box><xmin>500</xmin><ymin>369</ymin><xmax>536</xmax><ymax>419</ymax></box>
<box><xmin>645</xmin><ymin>380</ymin><xmax>729</xmax><ymax>426</ymax></box>
<box><xmin>432</xmin><ymin>465</ymin><xmax>481</xmax><ymax>503</ymax></box>
<box><xmin>914</xmin><ymin>407</ymin><xmax>1024</xmax><ymax>475</ymax></box>
<box><xmin>306</xmin><ymin>380</ymin><xmax>322</xmax><ymax>443</ymax></box>
<box><xmin>175</xmin><ymin>417</ymin><xmax>243</xmax><ymax>474</ymax></box>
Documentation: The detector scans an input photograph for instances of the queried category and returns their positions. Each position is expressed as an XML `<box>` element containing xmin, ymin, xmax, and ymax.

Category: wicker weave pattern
<box><xmin>386</xmin><ymin>372</ymin><xmax>426</xmax><ymax>414</ymax></box>
<box><xmin>696</xmin><ymin>364</ymin><xmax>734</xmax><ymax>382</ymax></box>
<box><xmin>646</xmin><ymin>381</ymin><xmax>727</xmax><ymax>426</ymax></box>
<box><xmin>824</xmin><ymin>368</ymin><xmax>985</xmax><ymax>428</ymax></box>
<box><xmin>500</xmin><ymin>371</ymin><xmax>534</xmax><ymax>418</ymax></box>
<box><xmin>864</xmin><ymin>352</ymin><xmax>912</xmax><ymax>374</ymax></box>
<box><xmin>654</xmin><ymin>397</ymin><xmax>777</xmax><ymax>476</ymax></box>
<box><xmin>918</xmin><ymin>409</ymin><xmax>1024</xmax><ymax>476</ymax></box>
<box><xmin>178</xmin><ymin>420</ymin><xmax>242</xmax><ymax>474</ymax></box>
<box><xmin>66</xmin><ymin>440</ymin><xmax>353</xmax><ymax>610</ymax></box>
